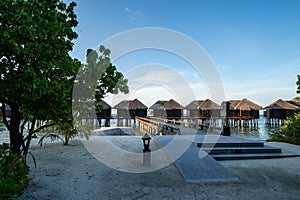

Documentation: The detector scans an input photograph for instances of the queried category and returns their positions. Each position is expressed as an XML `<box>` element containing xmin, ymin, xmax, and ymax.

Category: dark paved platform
<box><xmin>156</xmin><ymin>135</ymin><xmax>238</xmax><ymax>182</ymax></box>
<box><xmin>155</xmin><ymin>134</ymin><xmax>300</xmax><ymax>182</ymax></box>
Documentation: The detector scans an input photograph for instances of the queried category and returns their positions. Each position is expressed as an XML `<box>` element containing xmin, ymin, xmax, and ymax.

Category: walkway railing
<box><xmin>135</xmin><ymin>117</ymin><xmax>182</xmax><ymax>136</ymax></box>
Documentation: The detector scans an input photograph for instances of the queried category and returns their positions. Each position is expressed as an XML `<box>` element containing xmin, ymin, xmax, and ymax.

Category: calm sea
<box><xmin>229</xmin><ymin>116</ymin><xmax>279</xmax><ymax>141</ymax></box>
<box><xmin>0</xmin><ymin>116</ymin><xmax>279</xmax><ymax>144</ymax></box>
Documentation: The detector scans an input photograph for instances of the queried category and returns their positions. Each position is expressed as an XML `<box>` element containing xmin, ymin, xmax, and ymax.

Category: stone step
<box><xmin>197</xmin><ymin>142</ymin><xmax>264</xmax><ymax>148</ymax></box>
<box><xmin>211</xmin><ymin>153</ymin><xmax>300</xmax><ymax>161</ymax></box>
<box><xmin>203</xmin><ymin>146</ymin><xmax>282</xmax><ymax>155</ymax></box>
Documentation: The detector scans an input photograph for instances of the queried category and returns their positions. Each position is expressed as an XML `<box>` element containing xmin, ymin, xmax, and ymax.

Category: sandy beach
<box><xmin>16</xmin><ymin>137</ymin><xmax>300</xmax><ymax>200</ymax></box>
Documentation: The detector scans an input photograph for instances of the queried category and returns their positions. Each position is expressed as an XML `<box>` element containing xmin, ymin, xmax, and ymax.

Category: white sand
<box><xmin>16</xmin><ymin>137</ymin><xmax>300</xmax><ymax>200</ymax></box>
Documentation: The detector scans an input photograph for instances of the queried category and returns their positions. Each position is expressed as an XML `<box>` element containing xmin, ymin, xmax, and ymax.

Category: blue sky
<box><xmin>67</xmin><ymin>0</ymin><xmax>300</xmax><ymax>107</ymax></box>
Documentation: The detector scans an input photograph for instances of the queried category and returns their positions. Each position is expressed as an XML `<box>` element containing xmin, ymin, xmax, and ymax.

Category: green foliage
<box><xmin>0</xmin><ymin>0</ymin><xmax>79</xmax><ymax>118</ymax></box>
<box><xmin>269</xmin><ymin>112</ymin><xmax>300</xmax><ymax>145</ymax></box>
<box><xmin>0</xmin><ymin>0</ymin><xmax>80</xmax><ymax>155</ymax></box>
<box><xmin>0</xmin><ymin>0</ymin><xmax>128</xmax><ymax>154</ymax></box>
<box><xmin>0</xmin><ymin>143</ymin><xmax>30</xmax><ymax>199</ymax></box>
<box><xmin>74</xmin><ymin>46</ymin><xmax>129</xmax><ymax>117</ymax></box>
<box><xmin>55</xmin><ymin>45</ymin><xmax>128</xmax><ymax>145</ymax></box>
<box><xmin>297</xmin><ymin>75</ymin><xmax>300</xmax><ymax>94</ymax></box>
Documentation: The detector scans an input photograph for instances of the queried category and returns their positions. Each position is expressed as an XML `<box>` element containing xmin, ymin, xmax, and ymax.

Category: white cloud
<box><xmin>124</xmin><ymin>7</ymin><xmax>131</xmax><ymax>13</ymax></box>
<box><xmin>124</xmin><ymin>7</ymin><xmax>142</xmax><ymax>21</ymax></box>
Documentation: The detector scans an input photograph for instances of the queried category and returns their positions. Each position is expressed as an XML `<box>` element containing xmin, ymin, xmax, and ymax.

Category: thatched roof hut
<box><xmin>184</xmin><ymin>99</ymin><xmax>221</xmax><ymax>118</ymax></box>
<box><xmin>229</xmin><ymin>99</ymin><xmax>262</xmax><ymax>118</ymax></box>
<box><xmin>96</xmin><ymin>100</ymin><xmax>112</xmax><ymax>118</ymax></box>
<box><xmin>184</xmin><ymin>100</ymin><xmax>204</xmax><ymax>117</ymax></box>
<box><xmin>198</xmin><ymin>99</ymin><xmax>220</xmax><ymax>110</ymax></box>
<box><xmin>150</xmin><ymin>100</ymin><xmax>168</xmax><ymax>110</ymax></box>
<box><xmin>113</xmin><ymin>99</ymin><xmax>148</xmax><ymax>118</ymax></box>
<box><xmin>198</xmin><ymin>99</ymin><xmax>220</xmax><ymax>118</ymax></box>
<box><xmin>228</xmin><ymin>100</ymin><xmax>241</xmax><ymax>109</ymax></box>
<box><xmin>77</xmin><ymin>100</ymin><xmax>111</xmax><ymax>123</ymax></box>
<box><xmin>265</xmin><ymin>99</ymin><xmax>298</xmax><ymax>110</ymax></box>
<box><xmin>184</xmin><ymin>100</ymin><xmax>204</xmax><ymax>110</ymax></box>
<box><xmin>264</xmin><ymin>99</ymin><xmax>298</xmax><ymax>120</ymax></box>
<box><xmin>234</xmin><ymin>98</ymin><xmax>263</xmax><ymax>111</ymax></box>
<box><xmin>163</xmin><ymin>99</ymin><xmax>184</xmax><ymax>110</ymax></box>
<box><xmin>150</xmin><ymin>99</ymin><xmax>183</xmax><ymax>119</ymax></box>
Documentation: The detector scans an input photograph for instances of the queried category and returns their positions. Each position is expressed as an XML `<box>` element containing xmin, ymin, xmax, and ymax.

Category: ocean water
<box><xmin>229</xmin><ymin>117</ymin><xmax>279</xmax><ymax>140</ymax></box>
<box><xmin>0</xmin><ymin>116</ymin><xmax>279</xmax><ymax>144</ymax></box>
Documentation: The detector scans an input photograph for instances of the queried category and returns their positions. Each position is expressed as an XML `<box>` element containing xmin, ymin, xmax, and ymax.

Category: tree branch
<box><xmin>33</xmin><ymin>123</ymin><xmax>56</xmax><ymax>133</ymax></box>
<box><xmin>22</xmin><ymin>117</ymin><xmax>36</xmax><ymax>156</ymax></box>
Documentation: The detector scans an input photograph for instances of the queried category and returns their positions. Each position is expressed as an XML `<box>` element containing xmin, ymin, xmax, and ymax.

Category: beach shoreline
<box><xmin>15</xmin><ymin>137</ymin><xmax>300</xmax><ymax>200</ymax></box>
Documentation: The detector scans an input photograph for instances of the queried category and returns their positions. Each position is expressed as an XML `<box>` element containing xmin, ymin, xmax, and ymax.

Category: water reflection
<box><xmin>230</xmin><ymin>117</ymin><xmax>279</xmax><ymax>140</ymax></box>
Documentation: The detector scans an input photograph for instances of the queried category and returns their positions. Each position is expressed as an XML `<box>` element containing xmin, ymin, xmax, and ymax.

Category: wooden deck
<box><xmin>135</xmin><ymin>117</ymin><xmax>181</xmax><ymax>135</ymax></box>
<box><xmin>134</xmin><ymin>117</ymin><xmax>225</xmax><ymax>136</ymax></box>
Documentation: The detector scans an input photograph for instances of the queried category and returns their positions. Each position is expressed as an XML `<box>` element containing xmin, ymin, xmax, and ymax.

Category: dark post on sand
<box><xmin>142</xmin><ymin>133</ymin><xmax>151</xmax><ymax>166</ymax></box>
<box><xmin>221</xmin><ymin>101</ymin><xmax>231</xmax><ymax>136</ymax></box>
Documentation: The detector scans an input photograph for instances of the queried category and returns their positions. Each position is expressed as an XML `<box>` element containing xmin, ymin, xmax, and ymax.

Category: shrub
<box><xmin>0</xmin><ymin>143</ymin><xmax>30</xmax><ymax>200</ymax></box>
<box><xmin>268</xmin><ymin>112</ymin><xmax>300</xmax><ymax>145</ymax></box>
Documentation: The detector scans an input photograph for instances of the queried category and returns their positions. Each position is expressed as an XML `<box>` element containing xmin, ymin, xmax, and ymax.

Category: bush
<box><xmin>268</xmin><ymin>112</ymin><xmax>300</xmax><ymax>145</ymax></box>
<box><xmin>0</xmin><ymin>143</ymin><xmax>30</xmax><ymax>200</ymax></box>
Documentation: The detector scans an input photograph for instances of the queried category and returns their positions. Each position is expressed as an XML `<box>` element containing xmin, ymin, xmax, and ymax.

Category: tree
<box><xmin>0</xmin><ymin>0</ymin><xmax>80</xmax><ymax>155</ymax></box>
<box><xmin>72</xmin><ymin>46</ymin><xmax>129</xmax><ymax>131</ymax></box>
<box><xmin>297</xmin><ymin>75</ymin><xmax>300</xmax><ymax>94</ymax></box>
<box><xmin>42</xmin><ymin>46</ymin><xmax>129</xmax><ymax>146</ymax></box>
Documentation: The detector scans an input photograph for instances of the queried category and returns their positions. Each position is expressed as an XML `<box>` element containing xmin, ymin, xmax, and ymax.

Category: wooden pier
<box><xmin>135</xmin><ymin>117</ymin><xmax>181</xmax><ymax>136</ymax></box>
<box><xmin>134</xmin><ymin>116</ymin><xmax>227</xmax><ymax>136</ymax></box>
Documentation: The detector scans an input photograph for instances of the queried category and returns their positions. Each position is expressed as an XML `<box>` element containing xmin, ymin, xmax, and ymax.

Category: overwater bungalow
<box><xmin>150</xmin><ymin>99</ymin><xmax>183</xmax><ymax>119</ymax></box>
<box><xmin>96</xmin><ymin>100</ymin><xmax>112</xmax><ymax>127</ymax></box>
<box><xmin>198</xmin><ymin>99</ymin><xmax>221</xmax><ymax>118</ymax></box>
<box><xmin>264</xmin><ymin>99</ymin><xmax>298</xmax><ymax>126</ymax></box>
<box><xmin>113</xmin><ymin>99</ymin><xmax>148</xmax><ymax>126</ymax></box>
<box><xmin>232</xmin><ymin>98</ymin><xmax>262</xmax><ymax>118</ymax></box>
<box><xmin>184</xmin><ymin>99</ymin><xmax>221</xmax><ymax>128</ymax></box>
<box><xmin>184</xmin><ymin>100</ymin><xmax>204</xmax><ymax>117</ymax></box>
<box><xmin>184</xmin><ymin>99</ymin><xmax>220</xmax><ymax>118</ymax></box>
<box><xmin>228</xmin><ymin>98</ymin><xmax>263</xmax><ymax>127</ymax></box>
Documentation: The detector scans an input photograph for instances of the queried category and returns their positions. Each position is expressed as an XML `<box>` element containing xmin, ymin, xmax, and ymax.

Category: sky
<box><xmin>66</xmin><ymin>0</ymin><xmax>300</xmax><ymax>107</ymax></box>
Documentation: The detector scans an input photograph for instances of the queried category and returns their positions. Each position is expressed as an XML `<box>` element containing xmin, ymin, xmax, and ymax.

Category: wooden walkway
<box><xmin>135</xmin><ymin>117</ymin><xmax>181</xmax><ymax>136</ymax></box>
<box><xmin>135</xmin><ymin>117</ymin><xmax>223</xmax><ymax>136</ymax></box>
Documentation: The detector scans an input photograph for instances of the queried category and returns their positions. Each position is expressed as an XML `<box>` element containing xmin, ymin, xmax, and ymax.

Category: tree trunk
<box><xmin>64</xmin><ymin>135</ymin><xmax>69</xmax><ymax>145</ymax></box>
<box><xmin>23</xmin><ymin>118</ymin><xmax>36</xmax><ymax>156</ymax></box>
<box><xmin>9</xmin><ymin>105</ymin><xmax>23</xmax><ymax>155</ymax></box>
